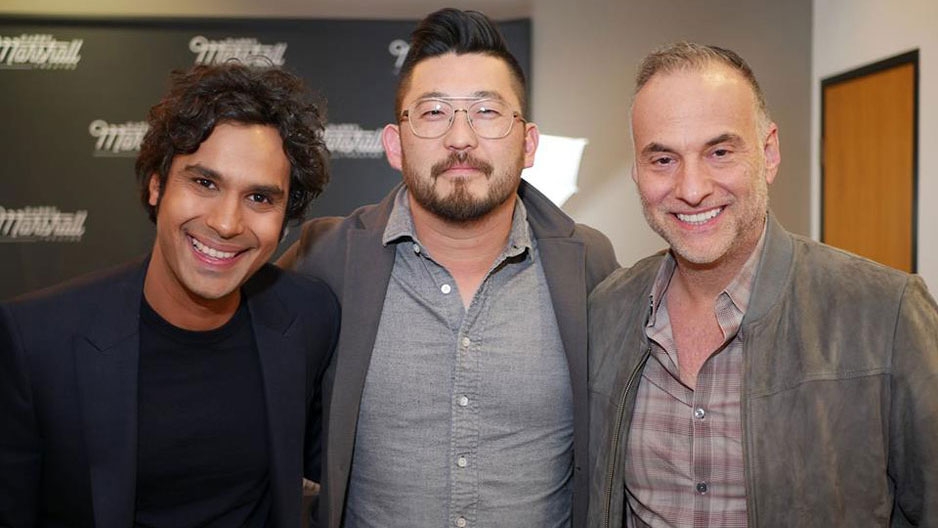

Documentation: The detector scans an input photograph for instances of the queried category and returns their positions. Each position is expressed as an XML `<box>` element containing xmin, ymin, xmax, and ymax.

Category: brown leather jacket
<box><xmin>587</xmin><ymin>214</ymin><xmax>938</xmax><ymax>527</ymax></box>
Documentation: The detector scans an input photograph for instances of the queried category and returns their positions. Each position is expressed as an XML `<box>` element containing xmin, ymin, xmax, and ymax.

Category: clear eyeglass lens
<box><xmin>408</xmin><ymin>99</ymin><xmax>515</xmax><ymax>138</ymax></box>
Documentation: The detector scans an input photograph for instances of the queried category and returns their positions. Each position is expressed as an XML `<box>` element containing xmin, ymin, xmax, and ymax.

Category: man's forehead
<box><xmin>636</xmin><ymin>63</ymin><xmax>753</xmax><ymax>103</ymax></box>
<box><xmin>403</xmin><ymin>52</ymin><xmax>521</xmax><ymax>105</ymax></box>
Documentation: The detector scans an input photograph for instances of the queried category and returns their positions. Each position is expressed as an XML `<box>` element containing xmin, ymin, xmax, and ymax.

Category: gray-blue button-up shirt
<box><xmin>344</xmin><ymin>188</ymin><xmax>573</xmax><ymax>528</ymax></box>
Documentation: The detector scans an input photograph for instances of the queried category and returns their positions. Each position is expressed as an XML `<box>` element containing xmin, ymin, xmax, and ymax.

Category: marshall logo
<box><xmin>388</xmin><ymin>39</ymin><xmax>409</xmax><ymax>74</ymax></box>
<box><xmin>0</xmin><ymin>34</ymin><xmax>83</xmax><ymax>70</ymax></box>
<box><xmin>325</xmin><ymin>124</ymin><xmax>384</xmax><ymax>159</ymax></box>
<box><xmin>189</xmin><ymin>36</ymin><xmax>287</xmax><ymax>66</ymax></box>
<box><xmin>89</xmin><ymin>119</ymin><xmax>148</xmax><ymax>157</ymax></box>
<box><xmin>0</xmin><ymin>206</ymin><xmax>87</xmax><ymax>242</ymax></box>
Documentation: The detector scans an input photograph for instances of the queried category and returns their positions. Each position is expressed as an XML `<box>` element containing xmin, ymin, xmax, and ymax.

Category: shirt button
<box><xmin>696</xmin><ymin>482</ymin><xmax>708</xmax><ymax>494</ymax></box>
<box><xmin>458</xmin><ymin>395</ymin><xmax>469</xmax><ymax>407</ymax></box>
<box><xmin>456</xmin><ymin>455</ymin><xmax>468</xmax><ymax>468</ymax></box>
<box><xmin>455</xmin><ymin>517</ymin><xmax>467</xmax><ymax>528</ymax></box>
<box><xmin>461</xmin><ymin>336</ymin><xmax>471</xmax><ymax>348</ymax></box>
<box><xmin>441</xmin><ymin>284</ymin><xmax>452</xmax><ymax>294</ymax></box>
<box><xmin>412</xmin><ymin>243</ymin><xmax>421</xmax><ymax>254</ymax></box>
<box><xmin>694</xmin><ymin>407</ymin><xmax>706</xmax><ymax>420</ymax></box>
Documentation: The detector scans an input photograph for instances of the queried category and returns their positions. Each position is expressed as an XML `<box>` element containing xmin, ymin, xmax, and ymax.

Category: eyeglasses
<box><xmin>400</xmin><ymin>97</ymin><xmax>526</xmax><ymax>139</ymax></box>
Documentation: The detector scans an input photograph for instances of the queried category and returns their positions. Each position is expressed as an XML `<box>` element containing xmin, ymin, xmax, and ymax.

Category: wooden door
<box><xmin>822</xmin><ymin>51</ymin><xmax>918</xmax><ymax>272</ymax></box>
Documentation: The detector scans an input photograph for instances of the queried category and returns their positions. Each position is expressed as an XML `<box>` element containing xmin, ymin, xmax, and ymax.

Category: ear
<box><xmin>148</xmin><ymin>174</ymin><xmax>161</xmax><ymax>207</ymax></box>
<box><xmin>382</xmin><ymin>124</ymin><xmax>403</xmax><ymax>171</ymax></box>
<box><xmin>763</xmin><ymin>122</ymin><xmax>781</xmax><ymax>185</ymax></box>
<box><xmin>522</xmin><ymin>122</ymin><xmax>539</xmax><ymax>169</ymax></box>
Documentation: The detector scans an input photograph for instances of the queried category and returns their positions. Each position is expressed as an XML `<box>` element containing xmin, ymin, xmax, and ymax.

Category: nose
<box><xmin>673</xmin><ymin>160</ymin><xmax>713</xmax><ymax>206</ymax></box>
<box><xmin>443</xmin><ymin>109</ymin><xmax>478</xmax><ymax>151</ymax></box>
<box><xmin>205</xmin><ymin>194</ymin><xmax>245</xmax><ymax>239</ymax></box>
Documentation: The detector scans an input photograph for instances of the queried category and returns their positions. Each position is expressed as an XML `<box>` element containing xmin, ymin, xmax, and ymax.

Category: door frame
<box><xmin>820</xmin><ymin>49</ymin><xmax>919</xmax><ymax>272</ymax></box>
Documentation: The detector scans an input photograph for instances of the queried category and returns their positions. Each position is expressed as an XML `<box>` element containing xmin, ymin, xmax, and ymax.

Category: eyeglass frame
<box><xmin>399</xmin><ymin>96</ymin><xmax>527</xmax><ymax>139</ymax></box>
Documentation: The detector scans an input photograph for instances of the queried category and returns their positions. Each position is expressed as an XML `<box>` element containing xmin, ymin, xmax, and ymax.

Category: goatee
<box><xmin>405</xmin><ymin>151</ymin><xmax>519</xmax><ymax>223</ymax></box>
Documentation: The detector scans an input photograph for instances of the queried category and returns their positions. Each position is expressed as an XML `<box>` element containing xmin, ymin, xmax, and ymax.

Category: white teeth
<box><xmin>190</xmin><ymin>237</ymin><xmax>237</xmax><ymax>259</ymax></box>
<box><xmin>677</xmin><ymin>208</ymin><xmax>722</xmax><ymax>224</ymax></box>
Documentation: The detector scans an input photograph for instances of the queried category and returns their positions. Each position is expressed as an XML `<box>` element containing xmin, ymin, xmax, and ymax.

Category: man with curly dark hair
<box><xmin>0</xmin><ymin>63</ymin><xmax>339</xmax><ymax>528</ymax></box>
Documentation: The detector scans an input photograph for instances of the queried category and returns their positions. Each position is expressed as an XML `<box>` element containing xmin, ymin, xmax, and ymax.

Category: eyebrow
<box><xmin>639</xmin><ymin>142</ymin><xmax>675</xmax><ymax>157</ymax></box>
<box><xmin>183</xmin><ymin>163</ymin><xmax>286</xmax><ymax>199</ymax></box>
<box><xmin>639</xmin><ymin>133</ymin><xmax>746</xmax><ymax>157</ymax></box>
<box><xmin>705</xmin><ymin>133</ymin><xmax>744</xmax><ymax>148</ymax></box>
<box><xmin>184</xmin><ymin>163</ymin><xmax>222</xmax><ymax>180</ymax></box>
<box><xmin>413</xmin><ymin>90</ymin><xmax>505</xmax><ymax>102</ymax></box>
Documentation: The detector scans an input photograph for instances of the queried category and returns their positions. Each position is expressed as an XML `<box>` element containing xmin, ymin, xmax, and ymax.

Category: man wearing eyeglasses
<box><xmin>278</xmin><ymin>8</ymin><xmax>618</xmax><ymax>528</ymax></box>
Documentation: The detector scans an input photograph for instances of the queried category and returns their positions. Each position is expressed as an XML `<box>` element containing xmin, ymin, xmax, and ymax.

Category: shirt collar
<box><xmin>382</xmin><ymin>186</ymin><xmax>416</xmax><ymax>246</ymax></box>
<box><xmin>381</xmin><ymin>186</ymin><xmax>534</xmax><ymax>258</ymax></box>
<box><xmin>647</xmin><ymin>218</ymin><xmax>768</xmax><ymax>327</ymax></box>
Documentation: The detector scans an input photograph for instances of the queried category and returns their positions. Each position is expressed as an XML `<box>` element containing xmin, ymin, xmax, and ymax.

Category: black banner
<box><xmin>0</xmin><ymin>16</ymin><xmax>531</xmax><ymax>299</ymax></box>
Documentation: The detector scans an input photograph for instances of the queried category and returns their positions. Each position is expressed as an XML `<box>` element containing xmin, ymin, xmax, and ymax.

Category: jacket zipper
<box><xmin>601</xmin><ymin>346</ymin><xmax>651</xmax><ymax>528</ymax></box>
<box><xmin>738</xmin><ymin>330</ymin><xmax>756</xmax><ymax>526</ymax></box>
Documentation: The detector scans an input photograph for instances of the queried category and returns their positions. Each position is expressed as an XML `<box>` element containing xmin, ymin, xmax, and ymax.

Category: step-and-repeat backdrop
<box><xmin>0</xmin><ymin>16</ymin><xmax>531</xmax><ymax>299</ymax></box>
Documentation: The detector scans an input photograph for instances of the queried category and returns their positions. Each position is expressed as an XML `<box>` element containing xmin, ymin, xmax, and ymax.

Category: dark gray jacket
<box><xmin>588</xmin><ymin>214</ymin><xmax>938</xmax><ymax>527</ymax></box>
<box><xmin>279</xmin><ymin>181</ymin><xmax>618</xmax><ymax>528</ymax></box>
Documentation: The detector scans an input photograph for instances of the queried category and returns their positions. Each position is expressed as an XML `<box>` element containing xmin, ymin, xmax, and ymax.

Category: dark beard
<box><xmin>404</xmin><ymin>151</ymin><xmax>519</xmax><ymax>223</ymax></box>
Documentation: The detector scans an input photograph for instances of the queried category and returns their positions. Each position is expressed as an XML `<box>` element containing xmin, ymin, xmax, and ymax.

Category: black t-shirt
<box><xmin>135</xmin><ymin>299</ymin><xmax>270</xmax><ymax>528</ymax></box>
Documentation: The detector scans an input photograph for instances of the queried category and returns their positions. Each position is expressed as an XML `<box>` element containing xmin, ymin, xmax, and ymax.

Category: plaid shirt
<box><xmin>624</xmin><ymin>228</ymin><xmax>766</xmax><ymax>528</ymax></box>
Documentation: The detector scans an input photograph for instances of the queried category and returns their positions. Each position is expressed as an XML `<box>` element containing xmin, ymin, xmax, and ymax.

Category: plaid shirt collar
<box><xmin>647</xmin><ymin>218</ymin><xmax>769</xmax><ymax>331</ymax></box>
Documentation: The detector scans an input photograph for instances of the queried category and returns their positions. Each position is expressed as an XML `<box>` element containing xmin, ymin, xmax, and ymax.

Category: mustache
<box><xmin>430</xmin><ymin>152</ymin><xmax>493</xmax><ymax>179</ymax></box>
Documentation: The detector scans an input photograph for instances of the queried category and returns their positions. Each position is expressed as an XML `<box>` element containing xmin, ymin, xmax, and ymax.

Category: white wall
<box><xmin>531</xmin><ymin>0</ymin><xmax>812</xmax><ymax>267</ymax></box>
<box><xmin>813</xmin><ymin>0</ymin><xmax>937</xmax><ymax>287</ymax></box>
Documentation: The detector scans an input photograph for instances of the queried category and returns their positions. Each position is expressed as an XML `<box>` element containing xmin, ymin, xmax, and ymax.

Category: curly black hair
<box><xmin>135</xmin><ymin>62</ymin><xmax>328</xmax><ymax>226</ymax></box>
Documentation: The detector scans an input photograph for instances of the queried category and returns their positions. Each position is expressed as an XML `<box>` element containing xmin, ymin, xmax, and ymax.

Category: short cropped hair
<box><xmin>136</xmin><ymin>62</ymin><xmax>328</xmax><ymax>226</ymax></box>
<box><xmin>635</xmin><ymin>42</ymin><xmax>770</xmax><ymax>126</ymax></box>
<box><xmin>395</xmin><ymin>8</ymin><xmax>528</xmax><ymax>115</ymax></box>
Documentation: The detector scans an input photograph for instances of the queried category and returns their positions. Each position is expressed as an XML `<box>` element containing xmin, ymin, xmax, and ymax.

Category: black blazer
<box><xmin>0</xmin><ymin>259</ymin><xmax>339</xmax><ymax>528</ymax></box>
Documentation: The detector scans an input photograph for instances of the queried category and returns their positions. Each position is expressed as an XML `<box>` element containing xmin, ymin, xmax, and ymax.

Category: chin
<box><xmin>669</xmin><ymin>238</ymin><xmax>732</xmax><ymax>266</ymax></box>
<box><xmin>183</xmin><ymin>278</ymin><xmax>242</xmax><ymax>302</ymax></box>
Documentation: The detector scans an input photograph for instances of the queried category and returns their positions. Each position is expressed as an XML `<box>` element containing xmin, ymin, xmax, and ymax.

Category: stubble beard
<box><xmin>641</xmin><ymin>167</ymin><xmax>770</xmax><ymax>268</ymax></box>
<box><xmin>403</xmin><ymin>150</ymin><xmax>523</xmax><ymax>223</ymax></box>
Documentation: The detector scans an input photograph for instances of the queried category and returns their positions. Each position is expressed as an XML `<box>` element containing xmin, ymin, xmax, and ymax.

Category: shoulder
<box><xmin>590</xmin><ymin>252</ymin><xmax>664</xmax><ymax>308</ymax></box>
<box><xmin>517</xmin><ymin>182</ymin><xmax>620</xmax><ymax>278</ymax></box>
<box><xmin>2</xmin><ymin>259</ymin><xmax>143</xmax><ymax>319</ymax></box>
<box><xmin>572</xmin><ymin>222</ymin><xmax>617</xmax><ymax>257</ymax></box>
<box><xmin>278</xmin><ymin>201</ymin><xmax>385</xmax><ymax>271</ymax></box>
<box><xmin>758</xmin><ymin>232</ymin><xmax>932</xmax><ymax>344</ymax></box>
<box><xmin>571</xmin><ymin>222</ymin><xmax>620</xmax><ymax>287</ymax></box>
<box><xmin>1</xmin><ymin>259</ymin><xmax>144</xmax><ymax>360</ymax></box>
<box><xmin>248</xmin><ymin>263</ymin><xmax>339</xmax><ymax>315</ymax></box>
<box><xmin>246</xmin><ymin>265</ymin><xmax>340</xmax><ymax>350</ymax></box>
<box><xmin>789</xmin><ymin>235</ymin><xmax>912</xmax><ymax>297</ymax></box>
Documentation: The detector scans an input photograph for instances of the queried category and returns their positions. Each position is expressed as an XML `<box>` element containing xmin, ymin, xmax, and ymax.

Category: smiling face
<box><xmin>631</xmin><ymin>62</ymin><xmax>780</xmax><ymax>272</ymax></box>
<box><xmin>382</xmin><ymin>52</ymin><xmax>538</xmax><ymax>223</ymax></box>
<box><xmin>143</xmin><ymin>122</ymin><xmax>290</xmax><ymax>328</ymax></box>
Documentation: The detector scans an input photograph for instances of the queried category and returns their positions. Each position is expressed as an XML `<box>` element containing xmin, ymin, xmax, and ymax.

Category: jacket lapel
<box><xmin>75</xmin><ymin>261</ymin><xmax>146</xmax><ymax>528</ymax></box>
<box><xmin>248</xmin><ymin>268</ymin><xmax>305</xmax><ymax>527</ymax></box>
<box><xmin>520</xmin><ymin>180</ymin><xmax>589</xmax><ymax>394</ymax></box>
<box><xmin>521</xmin><ymin>181</ymin><xmax>593</xmax><ymax>525</ymax></box>
<box><xmin>539</xmin><ymin>238</ymin><xmax>588</xmax><ymax>388</ymax></box>
<box><xmin>326</xmin><ymin>219</ymin><xmax>396</xmax><ymax>528</ymax></box>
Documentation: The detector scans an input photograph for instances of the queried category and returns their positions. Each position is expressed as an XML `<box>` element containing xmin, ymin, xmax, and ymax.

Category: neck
<box><xmin>671</xmin><ymin>223</ymin><xmax>764</xmax><ymax>304</ymax></box>
<box><xmin>409</xmin><ymin>192</ymin><xmax>517</xmax><ymax>306</ymax></box>
<box><xmin>410</xmin><ymin>193</ymin><xmax>517</xmax><ymax>269</ymax></box>
<box><xmin>143</xmin><ymin>258</ymin><xmax>240</xmax><ymax>332</ymax></box>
